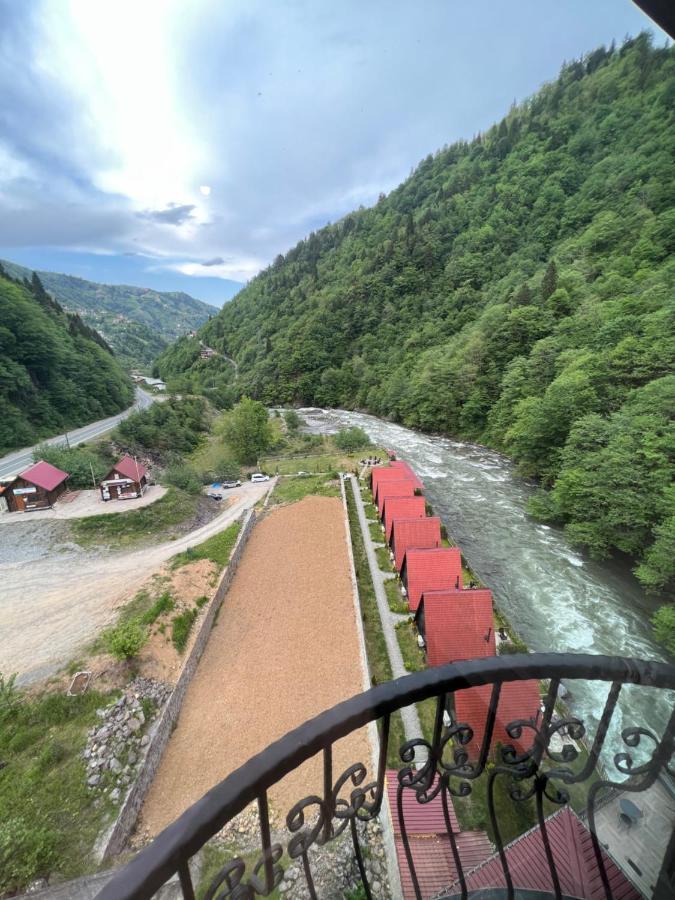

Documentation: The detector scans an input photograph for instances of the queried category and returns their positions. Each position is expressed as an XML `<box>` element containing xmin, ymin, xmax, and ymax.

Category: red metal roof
<box><xmin>453</xmin><ymin>679</ymin><xmax>542</xmax><ymax>758</ymax></box>
<box><xmin>402</xmin><ymin>548</ymin><xmax>463</xmax><ymax>612</ymax></box>
<box><xmin>19</xmin><ymin>460</ymin><xmax>69</xmax><ymax>492</ymax></box>
<box><xmin>111</xmin><ymin>455</ymin><xmax>147</xmax><ymax>481</ymax></box>
<box><xmin>391</xmin><ymin>459</ymin><xmax>425</xmax><ymax>491</ymax></box>
<box><xmin>449</xmin><ymin>806</ymin><xmax>640</xmax><ymax>900</ymax></box>
<box><xmin>391</xmin><ymin>517</ymin><xmax>442</xmax><ymax>572</ymax></box>
<box><xmin>386</xmin><ymin>770</ymin><xmax>491</xmax><ymax>900</ymax></box>
<box><xmin>371</xmin><ymin>465</ymin><xmax>408</xmax><ymax>494</ymax></box>
<box><xmin>383</xmin><ymin>496</ymin><xmax>427</xmax><ymax>541</ymax></box>
<box><xmin>376</xmin><ymin>480</ymin><xmax>415</xmax><ymax>516</ymax></box>
<box><xmin>417</xmin><ymin>589</ymin><xmax>495</xmax><ymax>666</ymax></box>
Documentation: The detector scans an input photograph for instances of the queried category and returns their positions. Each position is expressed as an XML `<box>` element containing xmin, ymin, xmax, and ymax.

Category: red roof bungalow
<box><xmin>370</xmin><ymin>465</ymin><xmax>407</xmax><ymax>494</ymax></box>
<box><xmin>100</xmin><ymin>456</ymin><xmax>148</xmax><ymax>502</ymax></box>
<box><xmin>391</xmin><ymin>516</ymin><xmax>442</xmax><ymax>572</ymax></box>
<box><xmin>386</xmin><ymin>770</ymin><xmax>492</xmax><ymax>900</ymax></box>
<box><xmin>415</xmin><ymin>588</ymin><xmax>495</xmax><ymax>666</ymax></box>
<box><xmin>383</xmin><ymin>495</ymin><xmax>426</xmax><ymax>542</ymax></box>
<box><xmin>376</xmin><ymin>480</ymin><xmax>415</xmax><ymax>517</ymax></box>
<box><xmin>391</xmin><ymin>459</ymin><xmax>424</xmax><ymax>492</ymax></box>
<box><xmin>3</xmin><ymin>461</ymin><xmax>69</xmax><ymax>512</ymax></box>
<box><xmin>401</xmin><ymin>547</ymin><xmax>463</xmax><ymax>612</ymax></box>
<box><xmin>443</xmin><ymin>806</ymin><xmax>640</xmax><ymax>900</ymax></box>
<box><xmin>453</xmin><ymin>678</ymin><xmax>542</xmax><ymax>759</ymax></box>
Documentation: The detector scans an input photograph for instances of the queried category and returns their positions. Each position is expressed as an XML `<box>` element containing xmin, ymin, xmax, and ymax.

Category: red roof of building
<box><xmin>391</xmin><ymin>459</ymin><xmax>424</xmax><ymax>491</ymax></box>
<box><xmin>383</xmin><ymin>496</ymin><xmax>427</xmax><ymax>541</ymax></box>
<box><xmin>376</xmin><ymin>480</ymin><xmax>415</xmax><ymax>516</ymax></box>
<box><xmin>386</xmin><ymin>770</ymin><xmax>491</xmax><ymax>900</ymax></box>
<box><xmin>453</xmin><ymin>679</ymin><xmax>542</xmax><ymax>758</ymax></box>
<box><xmin>371</xmin><ymin>465</ymin><xmax>408</xmax><ymax>494</ymax></box>
<box><xmin>110</xmin><ymin>455</ymin><xmax>147</xmax><ymax>481</ymax></box>
<box><xmin>391</xmin><ymin>517</ymin><xmax>442</xmax><ymax>572</ymax></box>
<box><xmin>447</xmin><ymin>806</ymin><xmax>640</xmax><ymax>900</ymax></box>
<box><xmin>417</xmin><ymin>589</ymin><xmax>495</xmax><ymax>666</ymax></box>
<box><xmin>402</xmin><ymin>548</ymin><xmax>463</xmax><ymax>612</ymax></box>
<box><xmin>19</xmin><ymin>460</ymin><xmax>69</xmax><ymax>492</ymax></box>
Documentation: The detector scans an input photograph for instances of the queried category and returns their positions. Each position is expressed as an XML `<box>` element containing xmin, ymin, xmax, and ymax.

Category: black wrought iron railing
<box><xmin>97</xmin><ymin>654</ymin><xmax>675</xmax><ymax>900</ymax></box>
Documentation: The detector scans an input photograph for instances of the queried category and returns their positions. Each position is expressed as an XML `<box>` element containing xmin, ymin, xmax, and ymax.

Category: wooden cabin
<box><xmin>4</xmin><ymin>461</ymin><xmax>69</xmax><ymax>512</ymax></box>
<box><xmin>100</xmin><ymin>456</ymin><xmax>147</xmax><ymax>501</ymax></box>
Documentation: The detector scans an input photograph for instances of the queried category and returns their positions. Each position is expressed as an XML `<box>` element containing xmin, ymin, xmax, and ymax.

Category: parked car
<box><xmin>207</xmin><ymin>492</ymin><xmax>223</xmax><ymax>501</ymax></box>
<box><xmin>250</xmin><ymin>473</ymin><xmax>270</xmax><ymax>482</ymax></box>
<box><xmin>221</xmin><ymin>480</ymin><xmax>242</xmax><ymax>489</ymax></box>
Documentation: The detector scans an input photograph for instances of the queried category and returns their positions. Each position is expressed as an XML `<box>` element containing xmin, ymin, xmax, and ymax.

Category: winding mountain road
<box><xmin>0</xmin><ymin>387</ymin><xmax>155</xmax><ymax>480</ymax></box>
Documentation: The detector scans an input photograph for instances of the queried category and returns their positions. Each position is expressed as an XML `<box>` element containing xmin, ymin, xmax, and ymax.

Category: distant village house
<box><xmin>100</xmin><ymin>456</ymin><xmax>147</xmax><ymax>501</ymax></box>
<box><xmin>2</xmin><ymin>461</ymin><xmax>69</xmax><ymax>512</ymax></box>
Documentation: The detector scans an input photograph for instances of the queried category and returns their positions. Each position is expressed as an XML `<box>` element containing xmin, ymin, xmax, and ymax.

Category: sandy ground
<box><xmin>0</xmin><ymin>484</ymin><xmax>168</xmax><ymax>523</ymax></box>
<box><xmin>1</xmin><ymin>481</ymin><xmax>272</xmax><ymax>683</ymax></box>
<box><xmin>140</xmin><ymin>495</ymin><xmax>371</xmax><ymax>833</ymax></box>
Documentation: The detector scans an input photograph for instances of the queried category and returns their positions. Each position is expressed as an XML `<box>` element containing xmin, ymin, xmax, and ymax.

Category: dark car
<box><xmin>207</xmin><ymin>492</ymin><xmax>223</xmax><ymax>501</ymax></box>
<box><xmin>221</xmin><ymin>480</ymin><xmax>242</xmax><ymax>489</ymax></box>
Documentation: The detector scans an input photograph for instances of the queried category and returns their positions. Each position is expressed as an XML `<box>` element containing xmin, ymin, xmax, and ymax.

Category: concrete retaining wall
<box><xmin>99</xmin><ymin>508</ymin><xmax>258</xmax><ymax>860</ymax></box>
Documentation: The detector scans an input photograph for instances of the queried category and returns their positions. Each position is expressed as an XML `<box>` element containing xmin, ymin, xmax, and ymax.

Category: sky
<box><xmin>0</xmin><ymin>1</ymin><xmax>666</xmax><ymax>306</ymax></box>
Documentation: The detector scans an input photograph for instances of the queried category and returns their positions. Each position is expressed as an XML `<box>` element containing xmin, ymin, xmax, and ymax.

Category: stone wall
<box><xmin>99</xmin><ymin>508</ymin><xmax>258</xmax><ymax>860</ymax></box>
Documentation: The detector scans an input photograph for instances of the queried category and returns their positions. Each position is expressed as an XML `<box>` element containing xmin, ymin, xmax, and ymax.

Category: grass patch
<box><xmin>171</xmin><ymin>521</ymin><xmax>241</xmax><ymax>570</ymax></box>
<box><xmin>384</xmin><ymin>578</ymin><xmax>408</xmax><ymax>614</ymax></box>
<box><xmin>197</xmin><ymin>841</ymin><xmax>284</xmax><ymax>900</ymax></box>
<box><xmin>172</xmin><ymin>608</ymin><xmax>198</xmax><ymax>652</ymax></box>
<box><xmin>395</xmin><ymin>620</ymin><xmax>426</xmax><ymax>673</ymax></box>
<box><xmin>362</xmin><ymin>501</ymin><xmax>377</xmax><ymax>519</ymax></box>
<box><xmin>270</xmin><ymin>474</ymin><xmax>340</xmax><ymax>505</ymax></box>
<box><xmin>72</xmin><ymin>488</ymin><xmax>199</xmax><ymax>547</ymax></box>
<box><xmin>0</xmin><ymin>686</ymin><xmax>117</xmax><ymax>893</ymax></box>
<box><xmin>375</xmin><ymin>545</ymin><xmax>394</xmax><ymax>572</ymax></box>
<box><xmin>369</xmin><ymin>522</ymin><xmax>385</xmax><ymax>543</ymax></box>
<box><xmin>140</xmin><ymin>591</ymin><xmax>175</xmax><ymax>624</ymax></box>
<box><xmin>345</xmin><ymin>484</ymin><xmax>406</xmax><ymax>768</ymax></box>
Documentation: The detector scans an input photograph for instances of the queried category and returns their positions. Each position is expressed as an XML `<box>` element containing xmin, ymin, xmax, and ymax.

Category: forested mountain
<box><xmin>156</xmin><ymin>35</ymin><xmax>675</xmax><ymax>589</ymax></box>
<box><xmin>0</xmin><ymin>259</ymin><xmax>214</xmax><ymax>368</ymax></box>
<box><xmin>0</xmin><ymin>269</ymin><xmax>134</xmax><ymax>454</ymax></box>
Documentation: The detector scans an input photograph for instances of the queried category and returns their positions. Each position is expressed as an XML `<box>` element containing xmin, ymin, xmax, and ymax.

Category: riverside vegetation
<box><xmin>154</xmin><ymin>36</ymin><xmax>674</xmax><ymax>593</ymax></box>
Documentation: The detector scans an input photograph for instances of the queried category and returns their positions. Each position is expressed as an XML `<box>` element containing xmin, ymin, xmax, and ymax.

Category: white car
<box><xmin>250</xmin><ymin>473</ymin><xmax>270</xmax><ymax>483</ymax></box>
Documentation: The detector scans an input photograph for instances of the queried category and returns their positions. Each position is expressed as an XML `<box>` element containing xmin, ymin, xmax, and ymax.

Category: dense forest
<box><xmin>156</xmin><ymin>35</ymin><xmax>674</xmax><ymax>590</ymax></box>
<box><xmin>0</xmin><ymin>269</ymin><xmax>134</xmax><ymax>454</ymax></box>
<box><xmin>1</xmin><ymin>259</ymin><xmax>214</xmax><ymax>368</ymax></box>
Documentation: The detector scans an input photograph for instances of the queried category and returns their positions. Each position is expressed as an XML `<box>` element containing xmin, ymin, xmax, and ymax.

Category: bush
<box><xmin>164</xmin><ymin>462</ymin><xmax>203</xmax><ymax>493</ymax></box>
<box><xmin>0</xmin><ymin>817</ymin><xmax>58</xmax><ymax>892</ymax></box>
<box><xmin>283</xmin><ymin>409</ymin><xmax>302</xmax><ymax>433</ymax></box>
<box><xmin>334</xmin><ymin>427</ymin><xmax>371</xmax><ymax>452</ymax></box>
<box><xmin>103</xmin><ymin>619</ymin><xmax>147</xmax><ymax>660</ymax></box>
<box><xmin>172</xmin><ymin>609</ymin><xmax>198</xmax><ymax>652</ymax></box>
<box><xmin>0</xmin><ymin>672</ymin><xmax>19</xmax><ymax>723</ymax></box>
<box><xmin>652</xmin><ymin>605</ymin><xmax>675</xmax><ymax>655</ymax></box>
<box><xmin>32</xmin><ymin>444</ymin><xmax>112</xmax><ymax>490</ymax></box>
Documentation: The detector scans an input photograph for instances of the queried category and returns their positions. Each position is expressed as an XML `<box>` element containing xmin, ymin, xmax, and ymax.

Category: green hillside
<box><xmin>0</xmin><ymin>259</ymin><xmax>214</xmax><ymax>368</ymax></box>
<box><xmin>156</xmin><ymin>35</ymin><xmax>675</xmax><ymax>589</ymax></box>
<box><xmin>0</xmin><ymin>268</ymin><xmax>134</xmax><ymax>454</ymax></box>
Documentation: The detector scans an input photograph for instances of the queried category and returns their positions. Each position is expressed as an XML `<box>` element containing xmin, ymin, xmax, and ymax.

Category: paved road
<box><xmin>0</xmin><ymin>387</ymin><xmax>155</xmax><ymax>480</ymax></box>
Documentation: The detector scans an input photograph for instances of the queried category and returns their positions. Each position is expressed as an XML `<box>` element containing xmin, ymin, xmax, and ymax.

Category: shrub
<box><xmin>32</xmin><ymin>444</ymin><xmax>112</xmax><ymax>490</ymax></box>
<box><xmin>333</xmin><ymin>426</ymin><xmax>372</xmax><ymax>452</ymax></box>
<box><xmin>172</xmin><ymin>609</ymin><xmax>198</xmax><ymax>652</ymax></box>
<box><xmin>0</xmin><ymin>817</ymin><xmax>58</xmax><ymax>892</ymax></box>
<box><xmin>140</xmin><ymin>591</ymin><xmax>175</xmax><ymax>624</ymax></box>
<box><xmin>0</xmin><ymin>672</ymin><xmax>19</xmax><ymax>723</ymax></box>
<box><xmin>283</xmin><ymin>409</ymin><xmax>302</xmax><ymax>433</ymax></box>
<box><xmin>163</xmin><ymin>462</ymin><xmax>202</xmax><ymax>494</ymax></box>
<box><xmin>103</xmin><ymin>619</ymin><xmax>147</xmax><ymax>660</ymax></box>
<box><xmin>652</xmin><ymin>604</ymin><xmax>675</xmax><ymax>655</ymax></box>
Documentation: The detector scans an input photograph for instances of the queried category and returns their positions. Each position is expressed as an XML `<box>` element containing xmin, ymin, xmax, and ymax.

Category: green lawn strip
<box><xmin>375</xmin><ymin>545</ymin><xmax>394</xmax><ymax>572</ymax></box>
<box><xmin>259</xmin><ymin>453</ymin><xmax>339</xmax><ymax>475</ymax></box>
<box><xmin>369</xmin><ymin>522</ymin><xmax>385</xmax><ymax>543</ymax></box>
<box><xmin>171</xmin><ymin>521</ymin><xmax>241</xmax><ymax>570</ymax></box>
<box><xmin>384</xmin><ymin>578</ymin><xmax>408</xmax><ymax>614</ymax></box>
<box><xmin>345</xmin><ymin>486</ymin><xmax>406</xmax><ymax>769</ymax></box>
<box><xmin>0</xmin><ymin>688</ymin><xmax>118</xmax><ymax>893</ymax></box>
<box><xmin>395</xmin><ymin>620</ymin><xmax>426</xmax><ymax>673</ymax></box>
<box><xmin>362</xmin><ymin>501</ymin><xmax>377</xmax><ymax>519</ymax></box>
<box><xmin>71</xmin><ymin>488</ymin><xmax>199</xmax><ymax>547</ymax></box>
<box><xmin>270</xmin><ymin>474</ymin><xmax>340</xmax><ymax>505</ymax></box>
<box><xmin>171</xmin><ymin>608</ymin><xmax>198</xmax><ymax>652</ymax></box>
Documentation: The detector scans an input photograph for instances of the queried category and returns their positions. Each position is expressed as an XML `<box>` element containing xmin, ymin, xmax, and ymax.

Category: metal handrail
<box><xmin>97</xmin><ymin>653</ymin><xmax>675</xmax><ymax>900</ymax></box>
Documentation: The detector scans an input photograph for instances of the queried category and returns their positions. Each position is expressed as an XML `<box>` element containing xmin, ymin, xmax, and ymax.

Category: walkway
<box><xmin>140</xmin><ymin>495</ymin><xmax>372</xmax><ymax>833</ymax></box>
<box><xmin>348</xmin><ymin>475</ymin><xmax>426</xmax><ymax>762</ymax></box>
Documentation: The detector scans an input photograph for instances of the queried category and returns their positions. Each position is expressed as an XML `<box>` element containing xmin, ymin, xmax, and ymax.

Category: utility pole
<box><xmin>90</xmin><ymin>461</ymin><xmax>97</xmax><ymax>491</ymax></box>
<box><xmin>64</xmin><ymin>432</ymin><xmax>71</xmax><ymax>449</ymax></box>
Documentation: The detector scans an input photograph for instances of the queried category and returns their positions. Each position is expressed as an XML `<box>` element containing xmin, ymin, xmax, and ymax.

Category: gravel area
<box><xmin>140</xmin><ymin>495</ymin><xmax>372</xmax><ymax>835</ymax></box>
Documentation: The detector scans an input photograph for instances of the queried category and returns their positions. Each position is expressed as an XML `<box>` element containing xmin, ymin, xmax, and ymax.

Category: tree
<box><xmin>222</xmin><ymin>398</ymin><xmax>273</xmax><ymax>464</ymax></box>
<box><xmin>541</xmin><ymin>260</ymin><xmax>558</xmax><ymax>300</ymax></box>
<box><xmin>652</xmin><ymin>605</ymin><xmax>675</xmax><ymax>656</ymax></box>
<box><xmin>334</xmin><ymin>427</ymin><xmax>372</xmax><ymax>452</ymax></box>
<box><xmin>284</xmin><ymin>409</ymin><xmax>302</xmax><ymax>433</ymax></box>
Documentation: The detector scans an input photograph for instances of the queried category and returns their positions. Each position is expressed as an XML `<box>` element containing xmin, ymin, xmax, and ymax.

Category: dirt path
<box><xmin>1</xmin><ymin>481</ymin><xmax>271</xmax><ymax>683</ymax></box>
<box><xmin>140</xmin><ymin>495</ymin><xmax>372</xmax><ymax>833</ymax></box>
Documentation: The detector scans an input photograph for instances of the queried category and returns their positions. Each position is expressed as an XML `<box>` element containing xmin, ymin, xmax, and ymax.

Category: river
<box><xmin>301</xmin><ymin>407</ymin><xmax>671</xmax><ymax>761</ymax></box>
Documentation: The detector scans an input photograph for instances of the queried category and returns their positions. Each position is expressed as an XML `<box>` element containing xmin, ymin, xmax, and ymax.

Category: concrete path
<box><xmin>348</xmin><ymin>475</ymin><xmax>426</xmax><ymax>763</ymax></box>
<box><xmin>0</xmin><ymin>387</ymin><xmax>155</xmax><ymax>479</ymax></box>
